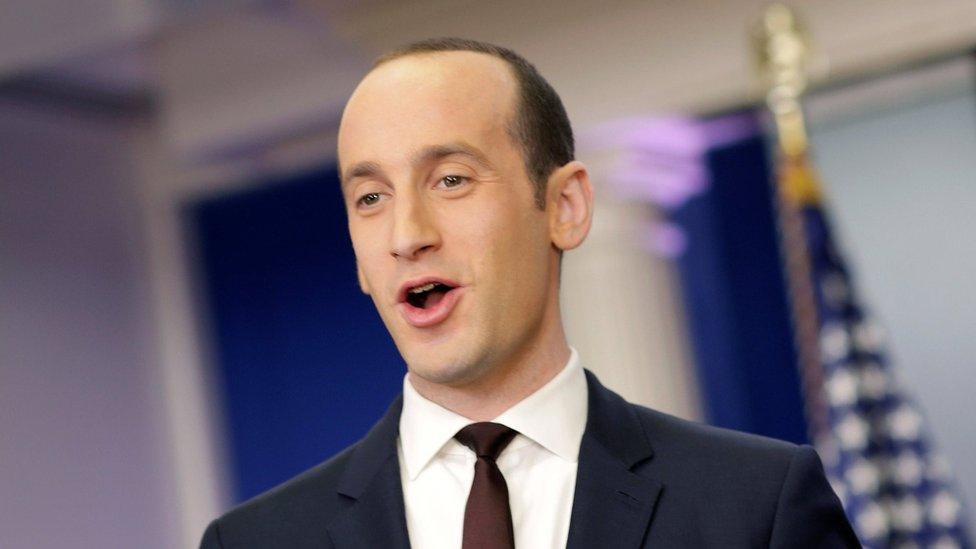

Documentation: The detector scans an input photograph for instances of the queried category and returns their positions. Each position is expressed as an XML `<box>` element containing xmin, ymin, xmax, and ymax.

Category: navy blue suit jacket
<box><xmin>200</xmin><ymin>370</ymin><xmax>860</xmax><ymax>548</ymax></box>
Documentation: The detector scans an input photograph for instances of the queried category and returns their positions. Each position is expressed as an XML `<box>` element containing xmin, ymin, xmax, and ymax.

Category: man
<box><xmin>200</xmin><ymin>38</ymin><xmax>859</xmax><ymax>548</ymax></box>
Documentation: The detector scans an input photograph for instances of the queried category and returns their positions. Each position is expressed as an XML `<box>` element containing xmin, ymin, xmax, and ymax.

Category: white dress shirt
<box><xmin>397</xmin><ymin>348</ymin><xmax>589</xmax><ymax>549</ymax></box>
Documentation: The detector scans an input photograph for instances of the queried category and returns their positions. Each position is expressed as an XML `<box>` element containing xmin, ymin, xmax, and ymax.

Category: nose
<box><xmin>390</xmin><ymin>190</ymin><xmax>440</xmax><ymax>260</ymax></box>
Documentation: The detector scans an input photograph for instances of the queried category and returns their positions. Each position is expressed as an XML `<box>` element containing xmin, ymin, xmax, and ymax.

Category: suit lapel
<box><xmin>326</xmin><ymin>396</ymin><xmax>411</xmax><ymax>549</ymax></box>
<box><xmin>566</xmin><ymin>370</ymin><xmax>664</xmax><ymax>549</ymax></box>
<box><xmin>324</xmin><ymin>370</ymin><xmax>664</xmax><ymax>548</ymax></box>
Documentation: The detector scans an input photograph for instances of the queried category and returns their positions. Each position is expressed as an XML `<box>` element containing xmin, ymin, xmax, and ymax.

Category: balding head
<box><xmin>344</xmin><ymin>38</ymin><xmax>574</xmax><ymax>209</ymax></box>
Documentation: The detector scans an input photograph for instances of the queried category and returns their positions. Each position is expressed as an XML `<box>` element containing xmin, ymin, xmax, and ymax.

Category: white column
<box><xmin>562</xmin><ymin>141</ymin><xmax>702</xmax><ymax>421</ymax></box>
<box><xmin>132</xmin><ymin>122</ymin><xmax>233</xmax><ymax>549</ymax></box>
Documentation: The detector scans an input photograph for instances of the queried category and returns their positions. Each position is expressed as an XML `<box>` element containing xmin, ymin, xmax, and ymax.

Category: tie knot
<box><xmin>454</xmin><ymin>422</ymin><xmax>518</xmax><ymax>460</ymax></box>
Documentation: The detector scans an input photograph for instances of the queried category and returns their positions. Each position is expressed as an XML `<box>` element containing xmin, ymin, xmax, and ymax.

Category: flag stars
<box><xmin>827</xmin><ymin>369</ymin><xmax>859</xmax><ymax>407</ymax></box>
<box><xmin>932</xmin><ymin>537</ymin><xmax>962</xmax><ymax>549</ymax></box>
<box><xmin>928</xmin><ymin>491</ymin><xmax>962</xmax><ymax>527</ymax></box>
<box><xmin>845</xmin><ymin>457</ymin><xmax>880</xmax><ymax>495</ymax></box>
<box><xmin>837</xmin><ymin>414</ymin><xmax>870</xmax><ymax>450</ymax></box>
<box><xmin>853</xmin><ymin>321</ymin><xmax>885</xmax><ymax>353</ymax></box>
<box><xmin>806</xmin><ymin>201</ymin><xmax>967</xmax><ymax>546</ymax></box>
<box><xmin>855</xmin><ymin>501</ymin><xmax>889</xmax><ymax>541</ymax></box>
<box><xmin>821</xmin><ymin>322</ymin><xmax>851</xmax><ymax>362</ymax></box>
<box><xmin>891</xmin><ymin>495</ymin><xmax>924</xmax><ymax>533</ymax></box>
<box><xmin>891</xmin><ymin>451</ymin><xmax>924</xmax><ymax>487</ymax></box>
<box><xmin>858</xmin><ymin>362</ymin><xmax>889</xmax><ymax>400</ymax></box>
<box><xmin>887</xmin><ymin>405</ymin><xmax>923</xmax><ymax>441</ymax></box>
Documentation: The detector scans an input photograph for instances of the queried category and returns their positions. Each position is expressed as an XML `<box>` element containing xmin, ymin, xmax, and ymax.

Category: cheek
<box><xmin>455</xmin><ymin>201</ymin><xmax>550</xmax><ymax>293</ymax></box>
<box><xmin>349</xmin><ymin>223</ymin><xmax>390</xmax><ymax>286</ymax></box>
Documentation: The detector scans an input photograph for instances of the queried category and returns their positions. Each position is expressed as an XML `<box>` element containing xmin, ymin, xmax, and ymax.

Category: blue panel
<box><xmin>672</xmin><ymin>129</ymin><xmax>809</xmax><ymax>445</ymax></box>
<box><xmin>189</xmin><ymin>166</ymin><xmax>404</xmax><ymax>502</ymax></box>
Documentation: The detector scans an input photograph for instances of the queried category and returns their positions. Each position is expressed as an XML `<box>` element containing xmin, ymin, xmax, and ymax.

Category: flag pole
<box><xmin>755</xmin><ymin>9</ymin><xmax>972</xmax><ymax>543</ymax></box>
<box><xmin>753</xmin><ymin>3</ymin><xmax>830</xmax><ymax>445</ymax></box>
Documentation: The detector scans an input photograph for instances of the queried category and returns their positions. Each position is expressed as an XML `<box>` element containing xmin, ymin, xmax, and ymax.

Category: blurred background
<box><xmin>2</xmin><ymin>1</ymin><xmax>975</xmax><ymax>547</ymax></box>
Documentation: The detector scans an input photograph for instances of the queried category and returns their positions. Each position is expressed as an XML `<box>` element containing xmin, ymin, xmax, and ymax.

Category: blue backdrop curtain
<box><xmin>668</xmin><ymin>118</ymin><xmax>810</xmax><ymax>445</ymax></box>
<box><xmin>188</xmin><ymin>165</ymin><xmax>404</xmax><ymax>502</ymax></box>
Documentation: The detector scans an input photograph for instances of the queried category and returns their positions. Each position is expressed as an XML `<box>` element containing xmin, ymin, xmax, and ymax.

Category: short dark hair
<box><xmin>374</xmin><ymin>37</ymin><xmax>575</xmax><ymax>209</ymax></box>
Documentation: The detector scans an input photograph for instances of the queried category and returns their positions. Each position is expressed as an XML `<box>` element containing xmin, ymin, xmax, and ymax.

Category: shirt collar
<box><xmin>398</xmin><ymin>347</ymin><xmax>588</xmax><ymax>480</ymax></box>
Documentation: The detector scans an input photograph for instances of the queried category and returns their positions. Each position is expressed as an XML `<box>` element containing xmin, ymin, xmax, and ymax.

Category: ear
<box><xmin>356</xmin><ymin>261</ymin><xmax>372</xmax><ymax>295</ymax></box>
<box><xmin>547</xmin><ymin>160</ymin><xmax>594</xmax><ymax>252</ymax></box>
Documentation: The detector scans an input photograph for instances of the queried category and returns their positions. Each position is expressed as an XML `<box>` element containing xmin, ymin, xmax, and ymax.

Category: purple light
<box><xmin>581</xmin><ymin>113</ymin><xmax>760</xmax><ymax>258</ymax></box>
<box><xmin>581</xmin><ymin>113</ymin><xmax>760</xmax><ymax>209</ymax></box>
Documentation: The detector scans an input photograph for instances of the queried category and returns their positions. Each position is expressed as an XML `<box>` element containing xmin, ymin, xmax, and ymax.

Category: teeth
<box><xmin>409</xmin><ymin>282</ymin><xmax>437</xmax><ymax>294</ymax></box>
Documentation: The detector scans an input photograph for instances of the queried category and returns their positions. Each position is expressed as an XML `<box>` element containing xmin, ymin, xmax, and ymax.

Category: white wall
<box><xmin>0</xmin><ymin>101</ymin><xmax>181</xmax><ymax>548</ymax></box>
<box><xmin>153</xmin><ymin>0</ymin><xmax>976</xmax><ymax>167</ymax></box>
<box><xmin>808</xmin><ymin>56</ymin><xmax>976</xmax><ymax>507</ymax></box>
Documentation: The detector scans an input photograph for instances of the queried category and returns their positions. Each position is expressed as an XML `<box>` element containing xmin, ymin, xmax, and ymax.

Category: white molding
<box><xmin>806</xmin><ymin>54</ymin><xmax>976</xmax><ymax>132</ymax></box>
<box><xmin>563</xmin><ymin>145</ymin><xmax>701</xmax><ymax>420</ymax></box>
<box><xmin>132</xmin><ymin>122</ymin><xmax>233</xmax><ymax>548</ymax></box>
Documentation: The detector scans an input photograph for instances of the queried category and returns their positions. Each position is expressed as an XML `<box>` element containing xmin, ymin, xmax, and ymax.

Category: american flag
<box><xmin>776</xmin><ymin>154</ymin><xmax>971</xmax><ymax>548</ymax></box>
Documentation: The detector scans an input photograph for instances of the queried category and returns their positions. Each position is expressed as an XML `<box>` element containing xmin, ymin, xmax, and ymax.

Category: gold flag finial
<box><xmin>753</xmin><ymin>3</ymin><xmax>822</xmax><ymax>205</ymax></box>
<box><xmin>753</xmin><ymin>3</ymin><xmax>811</xmax><ymax>158</ymax></box>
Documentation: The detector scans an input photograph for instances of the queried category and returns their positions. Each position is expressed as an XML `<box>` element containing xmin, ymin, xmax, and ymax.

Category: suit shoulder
<box><xmin>618</xmin><ymin>400</ymin><xmax>855</xmax><ymax>545</ymax></box>
<box><xmin>205</xmin><ymin>442</ymin><xmax>358</xmax><ymax>545</ymax></box>
<box><xmin>625</xmin><ymin>403</ymin><xmax>820</xmax><ymax>537</ymax></box>
<box><xmin>630</xmin><ymin>403</ymin><xmax>801</xmax><ymax>472</ymax></box>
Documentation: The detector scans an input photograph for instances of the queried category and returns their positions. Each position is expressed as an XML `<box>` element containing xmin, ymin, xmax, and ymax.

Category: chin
<box><xmin>402</xmin><ymin>343</ymin><xmax>491</xmax><ymax>388</ymax></box>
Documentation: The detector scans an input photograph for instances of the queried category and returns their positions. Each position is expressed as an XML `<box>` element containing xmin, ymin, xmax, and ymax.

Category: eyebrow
<box><xmin>415</xmin><ymin>142</ymin><xmax>492</xmax><ymax>169</ymax></box>
<box><xmin>341</xmin><ymin>141</ymin><xmax>493</xmax><ymax>190</ymax></box>
<box><xmin>341</xmin><ymin>161</ymin><xmax>382</xmax><ymax>190</ymax></box>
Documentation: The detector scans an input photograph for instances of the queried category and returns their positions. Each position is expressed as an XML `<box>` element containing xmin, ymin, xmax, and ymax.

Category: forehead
<box><xmin>337</xmin><ymin>51</ymin><xmax>520</xmax><ymax>173</ymax></box>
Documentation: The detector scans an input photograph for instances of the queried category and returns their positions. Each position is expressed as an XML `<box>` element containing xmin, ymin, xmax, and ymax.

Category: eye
<box><xmin>436</xmin><ymin>175</ymin><xmax>469</xmax><ymax>189</ymax></box>
<box><xmin>356</xmin><ymin>192</ymin><xmax>383</xmax><ymax>208</ymax></box>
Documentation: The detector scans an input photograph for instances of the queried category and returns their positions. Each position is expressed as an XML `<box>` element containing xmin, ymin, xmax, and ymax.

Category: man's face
<box><xmin>337</xmin><ymin>52</ymin><xmax>558</xmax><ymax>387</ymax></box>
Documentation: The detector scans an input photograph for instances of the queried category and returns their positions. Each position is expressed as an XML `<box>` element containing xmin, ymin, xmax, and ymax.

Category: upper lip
<box><xmin>397</xmin><ymin>276</ymin><xmax>461</xmax><ymax>303</ymax></box>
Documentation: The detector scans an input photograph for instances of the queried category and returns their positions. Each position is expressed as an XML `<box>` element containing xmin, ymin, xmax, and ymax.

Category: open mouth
<box><xmin>397</xmin><ymin>277</ymin><xmax>464</xmax><ymax>328</ymax></box>
<box><xmin>405</xmin><ymin>281</ymin><xmax>456</xmax><ymax>310</ymax></box>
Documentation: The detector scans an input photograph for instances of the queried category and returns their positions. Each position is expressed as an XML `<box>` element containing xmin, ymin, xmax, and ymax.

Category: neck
<box><xmin>407</xmin><ymin>319</ymin><xmax>571</xmax><ymax>422</ymax></box>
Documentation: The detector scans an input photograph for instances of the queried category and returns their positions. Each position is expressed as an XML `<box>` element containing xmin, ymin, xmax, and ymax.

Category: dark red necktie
<box><xmin>454</xmin><ymin>422</ymin><xmax>518</xmax><ymax>549</ymax></box>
